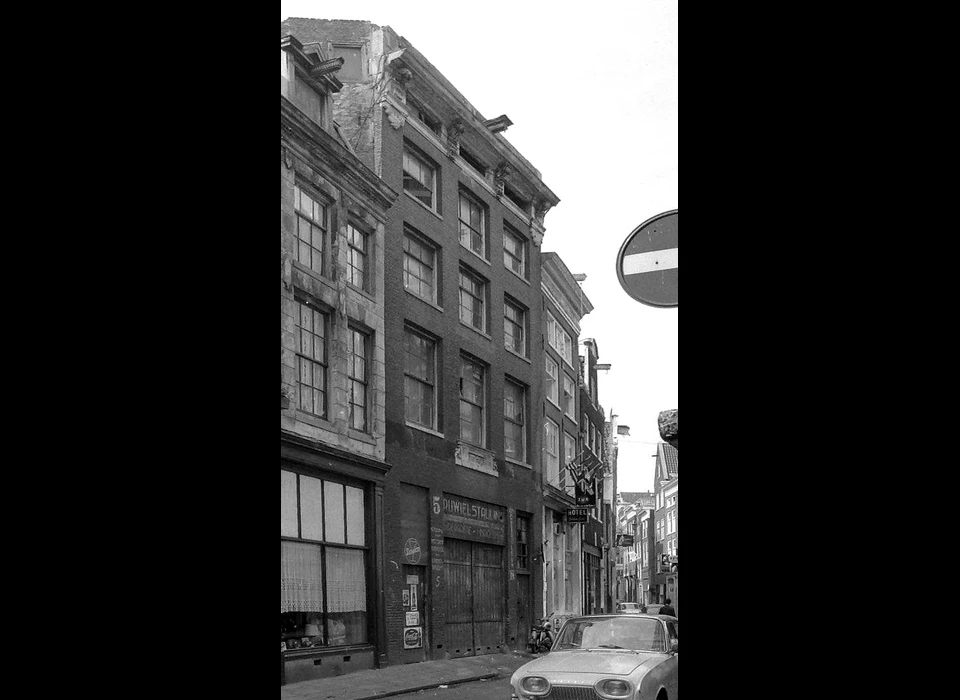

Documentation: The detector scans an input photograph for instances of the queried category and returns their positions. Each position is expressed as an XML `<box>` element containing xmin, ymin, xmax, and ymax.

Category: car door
<box><xmin>664</xmin><ymin>621</ymin><xmax>679</xmax><ymax>697</ymax></box>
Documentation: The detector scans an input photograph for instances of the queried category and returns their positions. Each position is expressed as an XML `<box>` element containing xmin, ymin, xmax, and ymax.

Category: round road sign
<box><xmin>616</xmin><ymin>210</ymin><xmax>678</xmax><ymax>308</ymax></box>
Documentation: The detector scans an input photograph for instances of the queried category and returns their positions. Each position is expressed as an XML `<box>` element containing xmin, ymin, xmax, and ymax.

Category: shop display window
<box><xmin>281</xmin><ymin>471</ymin><xmax>369</xmax><ymax>651</ymax></box>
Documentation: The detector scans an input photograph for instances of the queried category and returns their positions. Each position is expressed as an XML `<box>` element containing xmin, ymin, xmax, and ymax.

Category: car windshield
<box><xmin>620</xmin><ymin>603</ymin><xmax>640</xmax><ymax>610</ymax></box>
<box><xmin>555</xmin><ymin>616</ymin><xmax>667</xmax><ymax>652</ymax></box>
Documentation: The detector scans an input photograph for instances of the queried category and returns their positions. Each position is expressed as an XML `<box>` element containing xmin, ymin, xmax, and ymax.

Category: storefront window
<box><xmin>281</xmin><ymin>471</ymin><xmax>368</xmax><ymax>650</ymax></box>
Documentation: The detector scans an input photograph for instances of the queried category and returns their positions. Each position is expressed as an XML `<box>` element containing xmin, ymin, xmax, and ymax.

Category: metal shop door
<box><xmin>445</xmin><ymin>538</ymin><xmax>504</xmax><ymax>658</ymax></box>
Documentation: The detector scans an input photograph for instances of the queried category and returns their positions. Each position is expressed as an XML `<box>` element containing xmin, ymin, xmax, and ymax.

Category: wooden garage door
<box><xmin>445</xmin><ymin>539</ymin><xmax>504</xmax><ymax>658</ymax></box>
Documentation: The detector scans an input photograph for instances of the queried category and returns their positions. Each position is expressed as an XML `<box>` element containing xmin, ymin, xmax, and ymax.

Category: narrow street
<box><xmin>387</xmin><ymin>673</ymin><xmax>514</xmax><ymax>699</ymax></box>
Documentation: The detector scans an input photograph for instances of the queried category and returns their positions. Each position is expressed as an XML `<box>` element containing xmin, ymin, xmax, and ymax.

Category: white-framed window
<box><xmin>403</xmin><ymin>227</ymin><xmax>438</xmax><ymax>304</ymax></box>
<box><xmin>657</xmin><ymin>520</ymin><xmax>664</xmax><ymax>542</ymax></box>
<box><xmin>346</xmin><ymin>223</ymin><xmax>369</xmax><ymax>291</ymax></box>
<box><xmin>544</xmin><ymin>418</ymin><xmax>560</xmax><ymax>486</ymax></box>
<box><xmin>504</xmin><ymin>297</ymin><xmax>527</xmax><ymax>357</ymax></box>
<box><xmin>545</xmin><ymin>356</ymin><xmax>559</xmax><ymax>406</ymax></box>
<box><xmin>458</xmin><ymin>188</ymin><xmax>486</xmax><ymax>258</ymax></box>
<box><xmin>294</xmin><ymin>185</ymin><xmax>327</xmax><ymax>276</ymax></box>
<box><xmin>347</xmin><ymin>327</ymin><xmax>369</xmax><ymax>433</ymax></box>
<box><xmin>546</xmin><ymin>310</ymin><xmax>573</xmax><ymax>366</ymax></box>
<box><xmin>504</xmin><ymin>378</ymin><xmax>527</xmax><ymax>462</ymax></box>
<box><xmin>562</xmin><ymin>374</ymin><xmax>577</xmax><ymax>418</ymax></box>
<box><xmin>403</xmin><ymin>145</ymin><xmax>438</xmax><ymax>211</ymax></box>
<box><xmin>459</xmin><ymin>356</ymin><xmax>486</xmax><ymax>447</ymax></box>
<box><xmin>503</xmin><ymin>226</ymin><xmax>527</xmax><ymax>279</ymax></box>
<box><xmin>404</xmin><ymin>326</ymin><xmax>437</xmax><ymax>430</ymax></box>
<box><xmin>459</xmin><ymin>266</ymin><xmax>487</xmax><ymax>333</ymax></box>
<box><xmin>296</xmin><ymin>300</ymin><xmax>328</xmax><ymax>419</ymax></box>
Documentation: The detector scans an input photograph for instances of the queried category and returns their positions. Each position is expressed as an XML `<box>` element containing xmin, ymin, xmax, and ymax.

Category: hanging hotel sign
<box><xmin>566</xmin><ymin>506</ymin><xmax>591</xmax><ymax>524</ymax></box>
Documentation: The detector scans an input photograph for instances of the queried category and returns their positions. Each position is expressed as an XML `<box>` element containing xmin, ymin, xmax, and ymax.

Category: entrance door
<box><xmin>516</xmin><ymin>573</ymin><xmax>531</xmax><ymax>649</ymax></box>
<box><xmin>445</xmin><ymin>539</ymin><xmax>504</xmax><ymax>658</ymax></box>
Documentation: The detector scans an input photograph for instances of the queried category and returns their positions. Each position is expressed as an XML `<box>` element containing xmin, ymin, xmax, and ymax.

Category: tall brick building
<box><xmin>281</xmin><ymin>18</ymin><xmax>561</xmax><ymax>668</ymax></box>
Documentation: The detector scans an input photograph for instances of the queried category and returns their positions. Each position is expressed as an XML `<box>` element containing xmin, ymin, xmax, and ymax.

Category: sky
<box><xmin>280</xmin><ymin>1</ymin><xmax>678</xmax><ymax>493</ymax></box>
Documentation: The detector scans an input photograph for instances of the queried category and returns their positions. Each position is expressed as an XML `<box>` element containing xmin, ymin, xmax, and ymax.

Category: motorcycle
<box><xmin>526</xmin><ymin>619</ymin><xmax>555</xmax><ymax>654</ymax></box>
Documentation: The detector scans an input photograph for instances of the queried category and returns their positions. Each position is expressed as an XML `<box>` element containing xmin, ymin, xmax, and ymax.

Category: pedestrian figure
<box><xmin>660</xmin><ymin>598</ymin><xmax>676</xmax><ymax>617</ymax></box>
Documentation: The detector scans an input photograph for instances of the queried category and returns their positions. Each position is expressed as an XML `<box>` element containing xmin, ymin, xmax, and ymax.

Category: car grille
<box><xmin>545</xmin><ymin>687</ymin><xmax>601</xmax><ymax>700</ymax></box>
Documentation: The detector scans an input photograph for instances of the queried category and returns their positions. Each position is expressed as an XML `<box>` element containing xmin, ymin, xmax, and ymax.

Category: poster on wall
<box><xmin>406</xmin><ymin>611</ymin><xmax>419</xmax><ymax>626</ymax></box>
<box><xmin>403</xmin><ymin>627</ymin><xmax>423</xmax><ymax>649</ymax></box>
<box><xmin>402</xmin><ymin>590</ymin><xmax>410</xmax><ymax>607</ymax></box>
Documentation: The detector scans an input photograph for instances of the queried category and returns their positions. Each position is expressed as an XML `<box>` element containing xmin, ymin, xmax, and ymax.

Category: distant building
<box><xmin>652</xmin><ymin>442</ymin><xmax>679</xmax><ymax>610</ymax></box>
<box><xmin>616</xmin><ymin>491</ymin><xmax>655</xmax><ymax>604</ymax></box>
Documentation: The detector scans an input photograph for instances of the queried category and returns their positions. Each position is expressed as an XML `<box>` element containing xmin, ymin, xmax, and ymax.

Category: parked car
<box><xmin>616</xmin><ymin>602</ymin><xmax>643</xmax><ymax>613</ymax></box>
<box><xmin>510</xmin><ymin>614</ymin><xmax>678</xmax><ymax>699</ymax></box>
<box><xmin>643</xmin><ymin>604</ymin><xmax>664</xmax><ymax>615</ymax></box>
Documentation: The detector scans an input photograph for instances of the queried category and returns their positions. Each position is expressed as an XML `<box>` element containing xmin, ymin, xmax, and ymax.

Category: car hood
<box><xmin>516</xmin><ymin>650</ymin><xmax>662</xmax><ymax>676</ymax></box>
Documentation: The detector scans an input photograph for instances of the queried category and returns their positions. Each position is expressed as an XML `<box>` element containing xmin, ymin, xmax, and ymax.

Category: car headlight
<box><xmin>519</xmin><ymin>676</ymin><xmax>551</xmax><ymax>695</ymax></box>
<box><xmin>595</xmin><ymin>679</ymin><xmax>633</xmax><ymax>698</ymax></box>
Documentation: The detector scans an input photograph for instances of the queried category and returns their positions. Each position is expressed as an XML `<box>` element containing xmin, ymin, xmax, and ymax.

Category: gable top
<box><xmin>657</xmin><ymin>442</ymin><xmax>679</xmax><ymax>480</ymax></box>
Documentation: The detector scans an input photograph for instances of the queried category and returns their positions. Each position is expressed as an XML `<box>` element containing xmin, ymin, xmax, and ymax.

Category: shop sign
<box><xmin>566</xmin><ymin>506</ymin><xmax>591</xmax><ymax>524</ymax></box>
<box><xmin>442</xmin><ymin>495</ymin><xmax>506</xmax><ymax>544</ymax></box>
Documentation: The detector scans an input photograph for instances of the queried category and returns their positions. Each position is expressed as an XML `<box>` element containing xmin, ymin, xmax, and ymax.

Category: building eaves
<box><xmin>394</xmin><ymin>38</ymin><xmax>560</xmax><ymax>209</ymax></box>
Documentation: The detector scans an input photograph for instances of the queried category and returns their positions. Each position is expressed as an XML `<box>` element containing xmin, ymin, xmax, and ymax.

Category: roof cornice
<box><xmin>393</xmin><ymin>41</ymin><xmax>559</xmax><ymax>209</ymax></box>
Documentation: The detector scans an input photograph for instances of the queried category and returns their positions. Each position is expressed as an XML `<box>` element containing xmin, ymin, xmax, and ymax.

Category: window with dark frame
<box><xmin>504</xmin><ymin>297</ymin><xmax>527</xmax><ymax>357</ymax></box>
<box><xmin>458</xmin><ymin>189</ymin><xmax>486</xmax><ymax>258</ymax></box>
<box><xmin>404</xmin><ymin>326</ymin><xmax>437</xmax><ymax>430</ymax></box>
<box><xmin>458</xmin><ymin>266</ymin><xmax>487</xmax><ymax>333</ymax></box>
<box><xmin>294</xmin><ymin>185</ymin><xmax>326</xmax><ymax>276</ymax></box>
<box><xmin>403</xmin><ymin>228</ymin><xmax>438</xmax><ymax>303</ymax></box>
<box><xmin>281</xmin><ymin>470</ymin><xmax>368</xmax><ymax>650</ymax></box>
<box><xmin>504</xmin><ymin>379</ymin><xmax>527</xmax><ymax>462</ymax></box>
<box><xmin>403</xmin><ymin>146</ymin><xmax>437</xmax><ymax>211</ymax></box>
<box><xmin>459</xmin><ymin>355</ymin><xmax>486</xmax><ymax>448</ymax></box>
<box><xmin>296</xmin><ymin>301</ymin><xmax>328</xmax><ymax>419</ymax></box>
<box><xmin>347</xmin><ymin>327</ymin><xmax>369</xmax><ymax>432</ymax></box>
<box><xmin>503</xmin><ymin>226</ymin><xmax>527</xmax><ymax>279</ymax></box>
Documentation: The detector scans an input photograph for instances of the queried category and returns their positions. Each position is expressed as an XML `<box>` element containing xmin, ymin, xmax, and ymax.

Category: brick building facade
<box><xmin>281</xmin><ymin>18</ymin><xmax>561</xmax><ymax>667</ymax></box>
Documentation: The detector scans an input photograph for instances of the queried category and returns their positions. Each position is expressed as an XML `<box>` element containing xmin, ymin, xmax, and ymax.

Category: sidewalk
<box><xmin>281</xmin><ymin>650</ymin><xmax>536</xmax><ymax>700</ymax></box>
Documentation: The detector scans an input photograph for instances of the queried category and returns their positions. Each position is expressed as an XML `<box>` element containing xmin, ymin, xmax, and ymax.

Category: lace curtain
<box><xmin>325</xmin><ymin>548</ymin><xmax>367</xmax><ymax>612</ymax></box>
<box><xmin>281</xmin><ymin>541</ymin><xmax>324</xmax><ymax>613</ymax></box>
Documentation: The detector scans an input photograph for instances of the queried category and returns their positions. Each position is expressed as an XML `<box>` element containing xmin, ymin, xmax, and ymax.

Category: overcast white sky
<box><xmin>281</xmin><ymin>1</ymin><xmax>678</xmax><ymax>493</ymax></box>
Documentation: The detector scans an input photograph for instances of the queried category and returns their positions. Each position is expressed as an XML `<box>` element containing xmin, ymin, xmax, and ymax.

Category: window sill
<box><xmin>292</xmin><ymin>261</ymin><xmax>334</xmax><ymax>288</ymax></box>
<box><xmin>506</xmin><ymin>268</ymin><xmax>531</xmax><ymax>286</ymax></box>
<box><xmin>348</xmin><ymin>429</ymin><xmax>377</xmax><ymax>445</ymax></box>
<box><xmin>404</xmin><ymin>191</ymin><xmax>443</xmax><ymax>221</ymax></box>
<box><xmin>459</xmin><ymin>321</ymin><xmax>491</xmax><ymax>342</ymax></box>
<box><xmin>296</xmin><ymin>412</ymin><xmax>337</xmax><ymax>432</ymax></box>
<box><xmin>346</xmin><ymin>282</ymin><xmax>377</xmax><ymax>304</ymax></box>
<box><xmin>404</xmin><ymin>289</ymin><xmax>443</xmax><ymax>313</ymax></box>
<box><xmin>505</xmin><ymin>457</ymin><xmax>532</xmax><ymax>470</ymax></box>
<box><xmin>406</xmin><ymin>422</ymin><xmax>445</xmax><ymax>439</ymax></box>
<box><xmin>505</xmin><ymin>347</ymin><xmax>531</xmax><ymax>364</ymax></box>
<box><xmin>460</xmin><ymin>243</ymin><xmax>491</xmax><ymax>268</ymax></box>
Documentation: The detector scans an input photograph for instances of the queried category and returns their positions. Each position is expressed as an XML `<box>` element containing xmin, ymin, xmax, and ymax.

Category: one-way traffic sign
<box><xmin>616</xmin><ymin>210</ymin><xmax>678</xmax><ymax>308</ymax></box>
